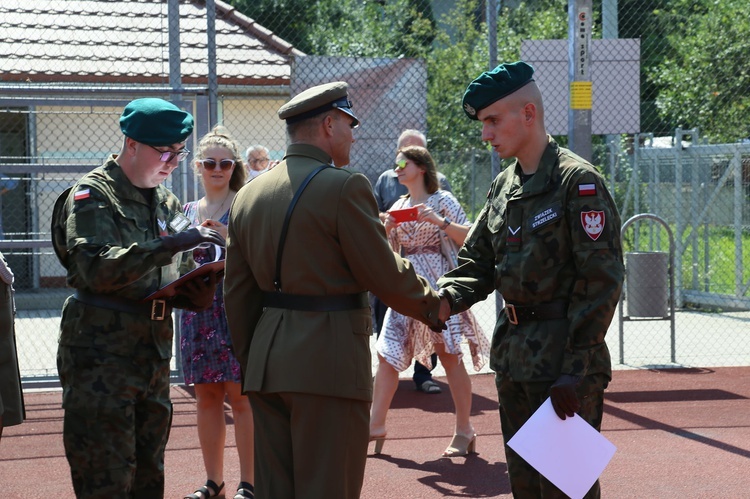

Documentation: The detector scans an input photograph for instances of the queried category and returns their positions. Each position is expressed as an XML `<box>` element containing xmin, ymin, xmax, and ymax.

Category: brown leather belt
<box><xmin>404</xmin><ymin>245</ymin><xmax>440</xmax><ymax>256</ymax></box>
<box><xmin>505</xmin><ymin>301</ymin><xmax>568</xmax><ymax>325</ymax></box>
<box><xmin>74</xmin><ymin>290</ymin><xmax>170</xmax><ymax>321</ymax></box>
<box><xmin>262</xmin><ymin>292</ymin><xmax>368</xmax><ymax>312</ymax></box>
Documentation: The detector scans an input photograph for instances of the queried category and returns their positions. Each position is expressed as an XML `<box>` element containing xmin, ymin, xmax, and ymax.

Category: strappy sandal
<box><xmin>234</xmin><ymin>481</ymin><xmax>255</xmax><ymax>499</ymax></box>
<box><xmin>185</xmin><ymin>479</ymin><xmax>225</xmax><ymax>499</ymax></box>
<box><xmin>417</xmin><ymin>379</ymin><xmax>442</xmax><ymax>394</ymax></box>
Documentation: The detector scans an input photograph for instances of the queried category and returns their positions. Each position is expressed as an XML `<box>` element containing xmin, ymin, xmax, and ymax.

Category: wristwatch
<box><xmin>440</xmin><ymin>217</ymin><xmax>451</xmax><ymax>230</ymax></box>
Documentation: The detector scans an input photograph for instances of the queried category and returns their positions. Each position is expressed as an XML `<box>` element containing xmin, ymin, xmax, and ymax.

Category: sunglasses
<box><xmin>148</xmin><ymin>144</ymin><xmax>190</xmax><ymax>163</ymax></box>
<box><xmin>394</xmin><ymin>159</ymin><xmax>408</xmax><ymax>171</ymax></box>
<box><xmin>198</xmin><ymin>158</ymin><xmax>236</xmax><ymax>171</ymax></box>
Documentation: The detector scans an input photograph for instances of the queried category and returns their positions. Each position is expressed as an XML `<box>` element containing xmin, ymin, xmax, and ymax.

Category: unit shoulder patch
<box><xmin>73</xmin><ymin>188</ymin><xmax>91</xmax><ymax>201</ymax></box>
<box><xmin>578</xmin><ymin>183</ymin><xmax>596</xmax><ymax>196</ymax></box>
<box><xmin>581</xmin><ymin>210</ymin><xmax>605</xmax><ymax>240</ymax></box>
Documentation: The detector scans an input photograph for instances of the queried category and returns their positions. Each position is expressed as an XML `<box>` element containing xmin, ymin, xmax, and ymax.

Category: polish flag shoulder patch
<box><xmin>578</xmin><ymin>183</ymin><xmax>596</xmax><ymax>196</ymax></box>
<box><xmin>581</xmin><ymin>210</ymin><xmax>605</xmax><ymax>241</ymax></box>
<box><xmin>73</xmin><ymin>188</ymin><xmax>91</xmax><ymax>201</ymax></box>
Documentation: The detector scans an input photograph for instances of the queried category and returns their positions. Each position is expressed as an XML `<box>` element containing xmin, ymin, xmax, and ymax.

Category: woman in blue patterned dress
<box><xmin>369</xmin><ymin>146</ymin><xmax>490</xmax><ymax>458</ymax></box>
<box><xmin>182</xmin><ymin>127</ymin><xmax>255</xmax><ymax>499</ymax></box>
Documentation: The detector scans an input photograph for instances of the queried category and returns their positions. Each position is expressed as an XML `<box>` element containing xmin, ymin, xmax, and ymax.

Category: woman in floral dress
<box><xmin>181</xmin><ymin>127</ymin><xmax>255</xmax><ymax>499</ymax></box>
<box><xmin>369</xmin><ymin>146</ymin><xmax>490</xmax><ymax>458</ymax></box>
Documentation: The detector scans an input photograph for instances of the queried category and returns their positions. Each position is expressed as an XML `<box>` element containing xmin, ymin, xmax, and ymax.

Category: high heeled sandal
<box><xmin>369</xmin><ymin>433</ymin><xmax>387</xmax><ymax>454</ymax></box>
<box><xmin>442</xmin><ymin>433</ymin><xmax>477</xmax><ymax>457</ymax></box>
<box><xmin>185</xmin><ymin>479</ymin><xmax>225</xmax><ymax>499</ymax></box>
<box><xmin>234</xmin><ymin>481</ymin><xmax>254</xmax><ymax>499</ymax></box>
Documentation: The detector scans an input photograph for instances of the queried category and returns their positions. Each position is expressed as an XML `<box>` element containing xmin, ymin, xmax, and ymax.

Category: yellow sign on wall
<box><xmin>570</xmin><ymin>81</ymin><xmax>593</xmax><ymax>110</ymax></box>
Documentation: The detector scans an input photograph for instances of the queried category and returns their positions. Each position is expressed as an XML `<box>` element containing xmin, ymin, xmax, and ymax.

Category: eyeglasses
<box><xmin>251</xmin><ymin>157</ymin><xmax>270</xmax><ymax>164</ymax></box>
<box><xmin>198</xmin><ymin>158</ymin><xmax>236</xmax><ymax>171</ymax></box>
<box><xmin>349</xmin><ymin>119</ymin><xmax>359</xmax><ymax>130</ymax></box>
<box><xmin>148</xmin><ymin>144</ymin><xmax>190</xmax><ymax>163</ymax></box>
<box><xmin>394</xmin><ymin>159</ymin><xmax>408</xmax><ymax>171</ymax></box>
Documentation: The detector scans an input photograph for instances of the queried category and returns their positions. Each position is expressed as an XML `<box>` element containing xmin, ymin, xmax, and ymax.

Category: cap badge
<box><xmin>464</xmin><ymin>103</ymin><xmax>476</xmax><ymax>116</ymax></box>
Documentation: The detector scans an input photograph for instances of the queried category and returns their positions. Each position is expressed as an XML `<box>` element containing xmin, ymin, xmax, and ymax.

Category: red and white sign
<box><xmin>581</xmin><ymin>210</ymin><xmax>605</xmax><ymax>241</ymax></box>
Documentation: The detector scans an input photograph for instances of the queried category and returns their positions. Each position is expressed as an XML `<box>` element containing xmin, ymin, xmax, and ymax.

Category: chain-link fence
<box><xmin>2</xmin><ymin>0</ymin><xmax>749</xmax><ymax>385</ymax></box>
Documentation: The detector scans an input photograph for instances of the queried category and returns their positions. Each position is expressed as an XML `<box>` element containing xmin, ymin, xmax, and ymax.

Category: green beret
<box><xmin>278</xmin><ymin>81</ymin><xmax>360</xmax><ymax>127</ymax></box>
<box><xmin>462</xmin><ymin>61</ymin><xmax>535</xmax><ymax>120</ymax></box>
<box><xmin>119</xmin><ymin>98</ymin><xmax>194</xmax><ymax>146</ymax></box>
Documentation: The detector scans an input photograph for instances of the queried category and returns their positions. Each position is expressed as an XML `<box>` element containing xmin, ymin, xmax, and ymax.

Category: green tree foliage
<box><xmin>426</xmin><ymin>0</ymin><xmax>567</xmax><ymax>212</ymax></box>
<box><xmin>653</xmin><ymin>0</ymin><xmax>750</xmax><ymax>142</ymax></box>
<box><xmin>426</xmin><ymin>0</ymin><xmax>566</xmax><ymax>153</ymax></box>
<box><xmin>229</xmin><ymin>0</ymin><xmax>436</xmax><ymax>57</ymax></box>
<box><xmin>504</xmin><ymin>0</ymin><xmax>568</xmax><ymax>41</ymax></box>
<box><xmin>229</xmin><ymin>0</ymin><xmax>319</xmax><ymax>54</ymax></box>
<box><xmin>229</xmin><ymin>0</ymin><xmax>749</xmax><ymax>146</ymax></box>
<box><xmin>425</xmin><ymin>0</ymin><xmax>488</xmax><ymax>153</ymax></box>
<box><xmin>229</xmin><ymin>0</ymin><xmax>567</xmax><ymax>151</ymax></box>
<box><xmin>616</xmin><ymin>0</ymin><xmax>677</xmax><ymax>135</ymax></box>
<box><xmin>306</xmin><ymin>0</ymin><xmax>436</xmax><ymax>57</ymax></box>
<box><xmin>423</xmin><ymin>0</ymin><xmax>489</xmax><ymax>211</ymax></box>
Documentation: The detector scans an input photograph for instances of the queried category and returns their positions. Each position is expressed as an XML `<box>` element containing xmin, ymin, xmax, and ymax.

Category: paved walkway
<box><xmin>14</xmin><ymin>298</ymin><xmax>750</xmax><ymax>382</ymax></box>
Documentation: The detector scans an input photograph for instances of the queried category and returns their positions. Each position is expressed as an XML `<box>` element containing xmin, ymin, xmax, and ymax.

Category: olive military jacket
<box><xmin>438</xmin><ymin>137</ymin><xmax>624</xmax><ymax>382</ymax></box>
<box><xmin>224</xmin><ymin>144</ymin><xmax>441</xmax><ymax>402</ymax></box>
<box><xmin>57</xmin><ymin>156</ymin><xmax>184</xmax><ymax>359</ymax></box>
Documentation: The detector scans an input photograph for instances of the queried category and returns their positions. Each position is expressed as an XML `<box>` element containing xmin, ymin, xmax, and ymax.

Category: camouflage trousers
<box><xmin>57</xmin><ymin>346</ymin><xmax>172</xmax><ymax>499</ymax></box>
<box><xmin>495</xmin><ymin>373</ymin><xmax>608</xmax><ymax>499</ymax></box>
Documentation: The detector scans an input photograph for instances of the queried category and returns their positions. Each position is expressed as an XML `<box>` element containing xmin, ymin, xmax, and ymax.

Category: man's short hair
<box><xmin>397</xmin><ymin>129</ymin><xmax>427</xmax><ymax>148</ymax></box>
<box><xmin>286</xmin><ymin>109</ymin><xmax>340</xmax><ymax>141</ymax></box>
<box><xmin>246</xmin><ymin>145</ymin><xmax>269</xmax><ymax>159</ymax></box>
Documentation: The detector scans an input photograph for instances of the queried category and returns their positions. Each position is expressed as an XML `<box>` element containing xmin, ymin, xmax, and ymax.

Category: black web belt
<box><xmin>262</xmin><ymin>163</ymin><xmax>365</xmax><ymax>313</ymax></box>
<box><xmin>74</xmin><ymin>290</ymin><xmax>170</xmax><ymax>321</ymax></box>
<box><xmin>504</xmin><ymin>301</ymin><xmax>568</xmax><ymax>325</ymax></box>
<box><xmin>262</xmin><ymin>291</ymin><xmax>368</xmax><ymax>312</ymax></box>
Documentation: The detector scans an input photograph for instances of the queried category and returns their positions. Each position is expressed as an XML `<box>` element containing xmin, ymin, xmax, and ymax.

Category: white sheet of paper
<box><xmin>507</xmin><ymin>397</ymin><xmax>616</xmax><ymax>499</ymax></box>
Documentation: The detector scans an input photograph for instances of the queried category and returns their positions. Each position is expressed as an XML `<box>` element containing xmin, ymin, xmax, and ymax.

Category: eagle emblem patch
<box><xmin>581</xmin><ymin>210</ymin><xmax>605</xmax><ymax>241</ymax></box>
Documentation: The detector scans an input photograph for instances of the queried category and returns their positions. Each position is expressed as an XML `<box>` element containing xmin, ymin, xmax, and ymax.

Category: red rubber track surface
<box><xmin>2</xmin><ymin>367</ymin><xmax>749</xmax><ymax>498</ymax></box>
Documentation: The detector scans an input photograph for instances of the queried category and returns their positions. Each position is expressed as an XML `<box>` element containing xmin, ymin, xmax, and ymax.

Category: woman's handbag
<box><xmin>438</xmin><ymin>225</ymin><xmax>460</xmax><ymax>270</ymax></box>
<box><xmin>436</xmin><ymin>194</ymin><xmax>461</xmax><ymax>270</ymax></box>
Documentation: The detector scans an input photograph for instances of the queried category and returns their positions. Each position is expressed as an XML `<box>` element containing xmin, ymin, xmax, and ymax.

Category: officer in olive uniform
<box><xmin>0</xmin><ymin>251</ymin><xmax>23</xmax><ymax>441</ymax></box>
<box><xmin>53</xmin><ymin>98</ymin><xmax>224</xmax><ymax>498</ymax></box>
<box><xmin>224</xmin><ymin>82</ymin><xmax>445</xmax><ymax>499</ymax></box>
<box><xmin>436</xmin><ymin>62</ymin><xmax>624</xmax><ymax>498</ymax></box>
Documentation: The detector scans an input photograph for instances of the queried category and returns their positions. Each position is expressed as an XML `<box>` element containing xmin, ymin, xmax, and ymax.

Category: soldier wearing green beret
<box><xmin>437</xmin><ymin>61</ymin><xmax>624</xmax><ymax>498</ymax></box>
<box><xmin>52</xmin><ymin>98</ymin><xmax>225</xmax><ymax>497</ymax></box>
<box><xmin>224</xmin><ymin>81</ymin><xmax>445</xmax><ymax>498</ymax></box>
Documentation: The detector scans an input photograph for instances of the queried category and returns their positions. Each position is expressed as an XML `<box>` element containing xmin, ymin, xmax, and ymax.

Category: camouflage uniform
<box><xmin>438</xmin><ymin>137</ymin><xmax>624</xmax><ymax>498</ymax></box>
<box><xmin>56</xmin><ymin>156</ymin><xmax>185</xmax><ymax>498</ymax></box>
